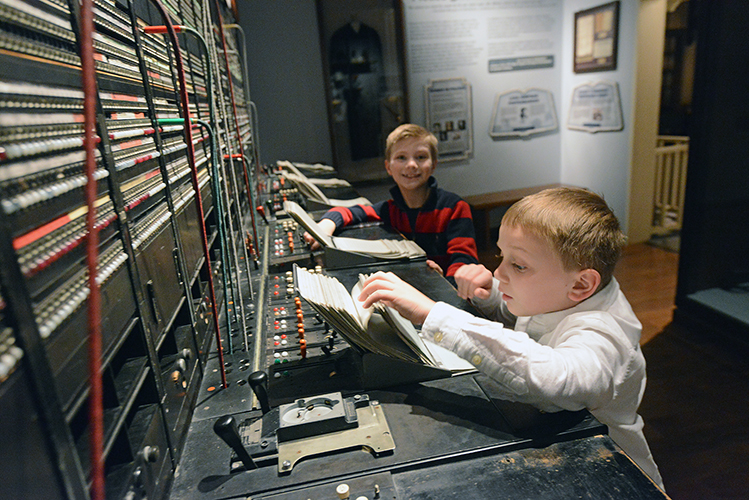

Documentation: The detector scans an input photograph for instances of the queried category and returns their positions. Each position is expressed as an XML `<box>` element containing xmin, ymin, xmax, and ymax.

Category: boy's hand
<box><xmin>357</xmin><ymin>271</ymin><xmax>435</xmax><ymax>325</ymax></box>
<box><xmin>425</xmin><ymin>259</ymin><xmax>443</xmax><ymax>275</ymax></box>
<box><xmin>302</xmin><ymin>232</ymin><xmax>321</xmax><ymax>250</ymax></box>
<box><xmin>454</xmin><ymin>264</ymin><xmax>494</xmax><ymax>301</ymax></box>
<box><xmin>303</xmin><ymin>218</ymin><xmax>337</xmax><ymax>250</ymax></box>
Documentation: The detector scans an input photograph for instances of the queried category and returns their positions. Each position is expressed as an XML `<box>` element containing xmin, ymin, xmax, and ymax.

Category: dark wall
<box><xmin>677</xmin><ymin>0</ymin><xmax>749</xmax><ymax>302</ymax></box>
<box><xmin>239</xmin><ymin>0</ymin><xmax>333</xmax><ymax>166</ymax></box>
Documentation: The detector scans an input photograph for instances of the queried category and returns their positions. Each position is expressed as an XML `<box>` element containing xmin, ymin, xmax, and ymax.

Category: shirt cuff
<box><xmin>321</xmin><ymin>212</ymin><xmax>344</xmax><ymax>228</ymax></box>
<box><xmin>422</xmin><ymin>302</ymin><xmax>477</xmax><ymax>351</ymax></box>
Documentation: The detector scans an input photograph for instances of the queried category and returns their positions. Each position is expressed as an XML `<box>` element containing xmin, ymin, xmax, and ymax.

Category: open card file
<box><xmin>277</xmin><ymin>160</ymin><xmax>371</xmax><ymax>207</ymax></box>
<box><xmin>283</xmin><ymin>200</ymin><xmax>426</xmax><ymax>260</ymax></box>
<box><xmin>293</xmin><ymin>265</ymin><xmax>475</xmax><ymax>374</ymax></box>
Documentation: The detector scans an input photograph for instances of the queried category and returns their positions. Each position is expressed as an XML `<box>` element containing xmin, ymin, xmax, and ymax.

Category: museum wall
<box><xmin>401</xmin><ymin>0</ymin><xmax>564</xmax><ymax>203</ymax></box>
<box><xmin>559</xmin><ymin>0</ymin><xmax>639</xmax><ymax>231</ymax></box>
<box><xmin>241</xmin><ymin>0</ymin><xmax>333</xmax><ymax>167</ymax></box>
<box><xmin>241</xmin><ymin>0</ymin><xmax>645</xmax><ymax>230</ymax></box>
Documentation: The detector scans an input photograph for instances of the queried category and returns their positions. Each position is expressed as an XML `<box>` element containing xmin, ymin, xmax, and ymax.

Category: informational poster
<box><xmin>403</xmin><ymin>0</ymin><xmax>559</xmax><ymax>76</ymax></box>
<box><xmin>402</xmin><ymin>0</ymin><xmax>564</xmax><ymax>194</ymax></box>
<box><xmin>567</xmin><ymin>80</ymin><xmax>623</xmax><ymax>132</ymax></box>
<box><xmin>489</xmin><ymin>88</ymin><xmax>557</xmax><ymax>138</ymax></box>
<box><xmin>425</xmin><ymin>78</ymin><xmax>473</xmax><ymax>161</ymax></box>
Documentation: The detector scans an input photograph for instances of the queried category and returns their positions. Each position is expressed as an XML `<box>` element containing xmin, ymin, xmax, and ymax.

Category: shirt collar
<box><xmin>517</xmin><ymin>278</ymin><xmax>621</xmax><ymax>337</ymax></box>
<box><xmin>390</xmin><ymin>176</ymin><xmax>438</xmax><ymax>210</ymax></box>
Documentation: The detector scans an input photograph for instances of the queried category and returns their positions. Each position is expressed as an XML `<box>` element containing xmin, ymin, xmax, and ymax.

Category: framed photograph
<box><xmin>574</xmin><ymin>1</ymin><xmax>619</xmax><ymax>73</ymax></box>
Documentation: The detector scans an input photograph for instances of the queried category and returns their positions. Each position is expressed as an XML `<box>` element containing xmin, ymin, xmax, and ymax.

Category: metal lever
<box><xmin>248</xmin><ymin>370</ymin><xmax>270</xmax><ymax>414</ymax></box>
<box><xmin>213</xmin><ymin>415</ymin><xmax>257</xmax><ymax>470</ymax></box>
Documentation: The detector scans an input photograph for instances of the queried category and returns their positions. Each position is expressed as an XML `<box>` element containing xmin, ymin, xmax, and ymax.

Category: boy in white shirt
<box><xmin>357</xmin><ymin>187</ymin><xmax>665</xmax><ymax>491</ymax></box>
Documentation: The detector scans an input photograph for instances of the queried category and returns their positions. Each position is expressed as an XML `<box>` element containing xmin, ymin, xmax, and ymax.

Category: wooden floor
<box><xmin>480</xmin><ymin>242</ymin><xmax>749</xmax><ymax>499</ymax></box>
<box><xmin>615</xmin><ymin>243</ymin><xmax>680</xmax><ymax>344</ymax></box>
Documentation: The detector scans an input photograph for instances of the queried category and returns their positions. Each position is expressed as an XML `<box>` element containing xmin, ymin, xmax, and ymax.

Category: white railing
<box><xmin>652</xmin><ymin>135</ymin><xmax>689</xmax><ymax>235</ymax></box>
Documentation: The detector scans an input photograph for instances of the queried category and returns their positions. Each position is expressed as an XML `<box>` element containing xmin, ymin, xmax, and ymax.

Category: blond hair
<box><xmin>502</xmin><ymin>187</ymin><xmax>626</xmax><ymax>287</ymax></box>
<box><xmin>385</xmin><ymin>124</ymin><xmax>438</xmax><ymax>163</ymax></box>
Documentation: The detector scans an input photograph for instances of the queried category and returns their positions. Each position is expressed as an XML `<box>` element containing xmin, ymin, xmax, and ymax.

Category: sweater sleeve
<box><xmin>320</xmin><ymin>200</ymin><xmax>388</xmax><ymax>230</ymax></box>
<box><xmin>444</xmin><ymin>200</ymin><xmax>479</xmax><ymax>277</ymax></box>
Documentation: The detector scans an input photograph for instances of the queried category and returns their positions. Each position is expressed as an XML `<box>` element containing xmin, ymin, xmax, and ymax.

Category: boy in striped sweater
<box><xmin>303</xmin><ymin>124</ymin><xmax>479</xmax><ymax>282</ymax></box>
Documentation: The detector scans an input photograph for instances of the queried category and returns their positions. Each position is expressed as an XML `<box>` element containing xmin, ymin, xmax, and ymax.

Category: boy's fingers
<box><xmin>360</xmin><ymin>289</ymin><xmax>393</xmax><ymax>309</ymax></box>
<box><xmin>425</xmin><ymin>260</ymin><xmax>443</xmax><ymax>275</ymax></box>
<box><xmin>302</xmin><ymin>232</ymin><xmax>320</xmax><ymax>249</ymax></box>
<box><xmin>359</xmin><ymin>276</ymin><xmax>395</xmax><ymax>301</ymax></box>
<box><xmin>362</xmin><ymin>271</ymin><xmax>398</xmax><ymax>288</ymax></box>
<box><xmin>361</xmin><ymin>271</ymin><xmax>384</xmax><ymax>286</ymax></box>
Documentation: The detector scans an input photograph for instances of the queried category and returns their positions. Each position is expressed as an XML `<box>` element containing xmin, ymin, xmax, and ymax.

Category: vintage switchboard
<box><xmin>0</xmin><ymin>1</ymin><xmax>668</xmax><ymax>499</ymax></box>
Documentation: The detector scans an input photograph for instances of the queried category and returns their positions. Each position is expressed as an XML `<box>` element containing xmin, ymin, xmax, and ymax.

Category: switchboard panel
<box><xmin>0</xmin><ymin>0</ymin><xmax>254</xmax><ymax>498</ymax></box>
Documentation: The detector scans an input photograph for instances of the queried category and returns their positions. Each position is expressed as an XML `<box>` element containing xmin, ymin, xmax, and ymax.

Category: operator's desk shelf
<box><xmin>171</xmin><ymin>256</ymin><xmax>666</xmax><ymax>500</ymax></box>
<box><xmin>171</xmin><ymin>370</ymin><xmax>665</xmax><ymax>499</ymax></box>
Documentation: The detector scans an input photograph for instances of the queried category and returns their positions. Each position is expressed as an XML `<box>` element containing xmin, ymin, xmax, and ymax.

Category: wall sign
<box><xmin>425</xmin><ymin>78</ymin><xmax>473</xmax><ymax>161</ymax></box>
<box><xmin>567</xmin><ymin>80</ymin><xmax>623</xmax><ymax>132</ymax></box>
<box><xmin>488</xmin><ymin>55</ymin><xmax>555</xmax><ymax>74</ymax></box>
<box><xmin>489</xmin><ymin>88</ymin><xmax>558</xmax><ymax>138</ymax></box>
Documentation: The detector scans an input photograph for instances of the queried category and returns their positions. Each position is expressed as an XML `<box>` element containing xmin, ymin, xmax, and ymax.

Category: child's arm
<box><xmin>358</xmin><ymin>266</ymin><xmax>511</xmax><ymax>326</ymax></box>
<box><xmin>443</xmin><ymin>201</ymin><xmax>480</xmax><ymax>277</ymax></box>
<box><xmin>358</xmin><ymin>271</ymin><xmax>626</xmax><ymax>414</ymax></box>
<box><xmin>323</xmin><ymin>203</ymin><xmax>386</xmax><ymax>229</ymax></box>
<box><xmin>303</xmin><ymin>202</ymin><xmax>388</xmax><ymax>249</ymax></box>
<box><xmin>303</xmin><ymin>219</ymin><xmax>337</xmax><ymax>250</ymax></box>
<box><xmin>422</xmin><ymin>302</ymin><xmax>630</xmax><ymax>412</ymax></box>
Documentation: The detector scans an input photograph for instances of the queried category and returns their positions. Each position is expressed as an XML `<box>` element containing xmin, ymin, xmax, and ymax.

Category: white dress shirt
<box><xmin>422</xmin><ymin>278</ymin><xmax>664</xmax><ymax>490</ymax></box>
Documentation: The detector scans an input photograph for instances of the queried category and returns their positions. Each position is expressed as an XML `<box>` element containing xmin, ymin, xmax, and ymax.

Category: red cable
<box><xmin>79</xmin><ymin>0</ymin><xmax>104</xmax><ymax>496</ymax></box>
<box><xmin>212</xmin><ymin>4</ymin><xmax>260</xmax><ymax>254</ymax></box>
<box><xmin>149</xmin><ymin>0</ymin><xmax>228</xmax><ymax>388</ymax></box>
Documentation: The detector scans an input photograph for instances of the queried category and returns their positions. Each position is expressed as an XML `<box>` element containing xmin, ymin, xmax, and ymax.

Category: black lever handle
<box><xmin>213</xmin><ymin>415</ymin><xmax>257</xmax><ymax>470</ymax></box>
<box><xmin>248</xmin><ymin>370</ymin><xmax>270</xmax><ymax>414</ymax></box>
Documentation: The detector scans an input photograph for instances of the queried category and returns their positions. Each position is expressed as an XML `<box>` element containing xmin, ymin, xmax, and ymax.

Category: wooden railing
<box><xmin>652</xmin><ymin>135</ymin><xmax>689</xmax><ymax>235</ymax></box>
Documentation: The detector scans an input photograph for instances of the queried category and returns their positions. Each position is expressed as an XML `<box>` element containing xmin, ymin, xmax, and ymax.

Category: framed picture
<box><xmin>574</xmin><ymin>1</ymin><xmax>619</xmax><ymax>73</ymax></box>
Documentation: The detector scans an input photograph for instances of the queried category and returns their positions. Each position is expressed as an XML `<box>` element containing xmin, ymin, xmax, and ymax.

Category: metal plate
<box><xmin>277</xmin><ymin>398</ymin><xmax>394</xmax><ymax>474</ymax></box>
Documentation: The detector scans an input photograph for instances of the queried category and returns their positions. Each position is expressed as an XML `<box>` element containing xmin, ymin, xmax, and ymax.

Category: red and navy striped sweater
<box><xmin>321</xmin><ymin>177</ymin><xmax>479</xmax><ymax>279</ymax></box>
